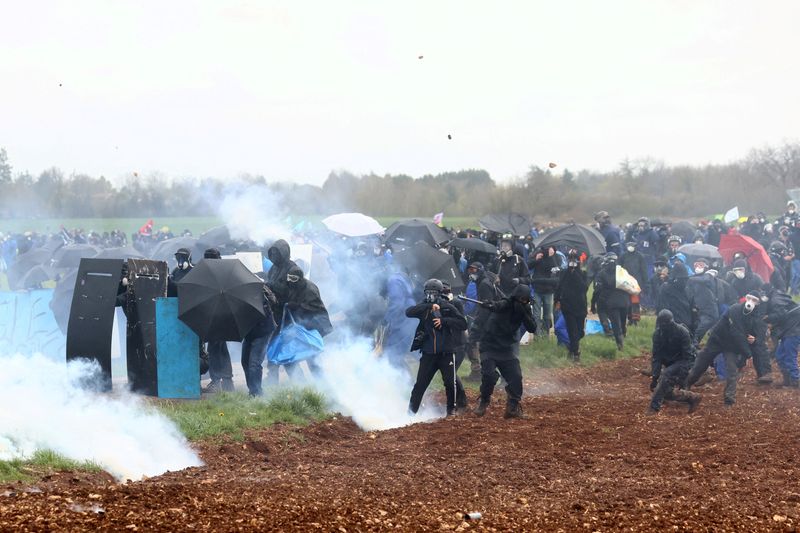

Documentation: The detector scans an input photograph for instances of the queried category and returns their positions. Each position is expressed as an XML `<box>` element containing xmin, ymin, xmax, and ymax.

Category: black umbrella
<box><xmin>670</xmin><ymin>220</ymin><xmax>697</xmax><ymax>243</ymax></box>
<box><xmin>478</xmin><ymin>213</ymin><xmax>532</xmax><ymax>236</ymax></box>
<box><xmin>384</xmin><ymin>219</ymin><xmax>450</xmax><ymax>247</ymax></box>
<box><xmin>534</xmin><ymin>223</ymin><xmax>606</xmax><ymax>256</ymax></box>
<box><xmin>6</xmin><ymin>248</ymin><xmax>54</xmax><ymax>289</ymax></box>
<box><xmin>16</xmin><ymin>264</ymin><xmax>55</xmax><ymax>290</ymax></box>
<box><xmin>149</xmin><ymin>236</ymin><xmax>200</xmax><ymax>263</ymax></box>
<box><xmin>94</xmin><ymin>246</ymin><xmax>146</xmax><ymax>260</ymax></box>
<box><xmin>393</xmin><ymin>242</ymin><xmax>465</xmax><ymax>291</ymax></box>
<box><xmin>176</xmin><ymin>259</ymin><xmax>266</xmax><ymax>342</ymax></box>
<box><xmin>198</xmin><ymin>225</ymin><xmax>232</xmax><ymax>247</ymax></box>
<box><xmin>52</xmin><ymin>244</ymin><xmax>100</xmax><ymax>269</ymax></box>
<box><xmin>448</xmin><ymin>237</ymin><xmax>497</xmax><ymax>254</ymax></box>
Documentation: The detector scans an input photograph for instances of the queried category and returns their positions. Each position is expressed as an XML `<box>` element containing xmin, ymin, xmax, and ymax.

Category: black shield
<box><xmin>125</xmin><ymin>259</ymin><xmax>168</xmax><ymax>396</ymax></box>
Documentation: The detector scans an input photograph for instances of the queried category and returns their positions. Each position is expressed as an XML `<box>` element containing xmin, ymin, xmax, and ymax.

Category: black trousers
<box><xmin>409</xmin><ymin>352</ymin><xmax>463</xmax><ymax>413</ymax></box>
<box><xmin>687</xmin><ymin>338</ymin><xmax>741</xmax><ymax>404</ymax></box>
<box><xmin>207</xmin><ymin>341</ymin><xmax>232</xmax><ymax>381</ymax></box>
<box><xmin>563</xmin><ymin>312</ymin><xmax>586</xmax><ymax>353</ymax></box>
<box><xmin>650</xmin><ymin>360</ymin><xmax>692</xmax><ymax>411</ymax></box>
<box><xmin>607</xmin><ymin>306</ymin><xmax>627</xmax><ymax>346</ymax></box>
<box><xmin>479</xmin><ymin>352</ymin><xmax>523</xmax><ymax>406</ymax></box>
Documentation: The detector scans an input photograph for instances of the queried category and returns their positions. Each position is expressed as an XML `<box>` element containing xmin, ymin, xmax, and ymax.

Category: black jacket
<box><xmin>706</xmin><ymin>303</ymin><xmax>763</xmax><ymax>356</ymax></box>
<box><xmin>555</xmin><ymin>267</ymin><xmax>588</xmax><ymax>316</ymax></box>
<box><xmin>764</xmin><ymin>290</ymin><xmax>800</xmax><ymax>340</ymax></box>
<box><xmin>651</xmin><ymin>321</ymin><xmax>695</xmax><ymax>380</ymax></box>
<box><xmin>725</xmin><ymin>270</ymin><xmax>765</xmax><ymax>299</ymax></box>
<box><xmin>406</xmin><ymin>299</ymin><xmax>467</xmax><ymax>354</ymax></box>
<box><xmin>470</xmin><ymin>271</ymin><xmax>502</xmax><ymax>336</ymax></box>
<box><xmin>528</xmin><ymin>253</ymin><xmax>560</xmax><ymax>294</ymax></box>
<box><xmin>687</xmin><ymin>274</ymin><xmax>719</xmax><ymax>322</ymax></box>
<box><xmin>283</xmin><ymin>265</ymin><xmax>333</xmax><ymax>337</ymax></box>
<box><xmin>266</xmin><ymin>239</ymin><xmax>298</xmax><ymax>307</ymax></box>
<box><xmin>657</xmin><ymin>276</ymin><xmax>693</xmax><ymax>329</ymax></box>
<box><xmin>620</xmin><ymin>251</ymin><xmax>648</xmax><ymax>287</ymax></box>
<box><xmin>478</xmin><ymin>293</ymin><xmax>537</xmax><ymax>356</ymax></box>
<box><xmin>594</xmin><ymin>263</ymin><xmax>630</xmax><ymax>309</ymax></box>
<box><xmin>167</xmin><ymin>265</ymin><xmax>192</xmax><ymax>297</ymax></box>
<box><xmin>492</xmin><ymin>253</ymin><xmax>530</xmax><ymax>296</ymax></box>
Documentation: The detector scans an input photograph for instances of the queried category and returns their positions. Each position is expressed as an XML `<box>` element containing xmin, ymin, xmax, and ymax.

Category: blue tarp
<box><xmin>0</xmin><ymin>289</ymin><xmax>66</xmax><ymax>360</ymax></box>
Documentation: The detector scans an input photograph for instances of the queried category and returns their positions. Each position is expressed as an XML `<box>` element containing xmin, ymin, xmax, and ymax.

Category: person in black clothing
<box><xmin>473</xmin><ymin>284</ymin><xmax>537</xmax><ymax>419</ymax></box>
<box><xmin>687</xmin><ymin>259</ymin><xmax>719</xmax><ymax>343</ymax></box>
<box><xmin>528</xmin><ymin>245</ymin><xmax>559</xmax><ymax>338</ymax></box>
<box><xmin>657</xmin><ymin>263</ymin><xmax>694</xmax><ymax>333</ymax></box>
<box><xmin>492</xmin><ymin>234</ymin><xmax>530</xmax><ymax>296</ymax></box>
<box><xmin>706</xmin><ymin>219</ymin><xmax>728</xmax><ymax>247</ymax></box>
<box><xmin>266</xmin><ymin>239</ymin><xmax>298</xmax><ymax>307</ymax></box>
<box><xmin>725</xmin><ymin>259</ymin><xmax>765</xmax><ymax>299</ymax></box>
<box><xmin>647</xmin><ymin>310</ymin><xmax>701</xmax><ymax>414</ymax></box>
<box><xmin>167</xmin><ymin>247</ymin><xmax>193</xmax><ymax>297</ymax></box>
<box><xmin>282</xmin><ymin>264</ymin><xmax>334</xmax><ymax>382</ymax></box>
<box><xmin>686</xmin><ymin>295</ymin><xmax>765</xmax><ymax>406</ymax></box>
<box><xmin>621</xmin><ymin>241</ymin><xmax>647</xmax><ymax>324</ymax></box>
<box><xmin>768</xmin><ymin>241</ymin><xmax>790</xmax><ymax>292</ymax></box>
<box><xmin>406</xmin><ymin>279</ymin><xmax>468</xmax><ymax>416</ymax></box>
<box><xmin>554</xmin><ymin>251</ymin><xmax>588</xmax><ymax>362</ymax></box>
<box><xmin>201</xmin><ymin>247</ymin><xmax>235</xmax><ymax>393</ymax></box>
<box><xmin>591</xmin><ymin>253</ymin><xmax>629</xmax><ymax>350</ymax></box>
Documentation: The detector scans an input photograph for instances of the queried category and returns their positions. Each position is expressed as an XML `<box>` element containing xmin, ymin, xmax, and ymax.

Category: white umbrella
<box><xmin>322</xmin><ymin>213</ymin><xmax>385</xmax><ymax>237</ymax></box>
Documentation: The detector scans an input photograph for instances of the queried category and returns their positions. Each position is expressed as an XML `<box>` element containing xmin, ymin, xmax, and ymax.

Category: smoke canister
<box><xmin>463</xmin><ymin>512</ymin><xmax>482</xmax><ymax>521</ymax></box>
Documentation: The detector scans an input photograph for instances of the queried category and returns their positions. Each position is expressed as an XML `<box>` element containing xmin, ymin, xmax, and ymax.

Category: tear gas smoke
<box><xmin>216</xmin><ymin>183</ymin><xmax>292</xmax><ymax>245</ymax></box>
<box><xmin>312</xmin><ymin>338</ymin><xmax>441</xmax><ymax>430</ymax></box>
<box><xmin>0</xmin><ymin>353</ymin><xmax>202</xmax><ymax>481</ymax></box>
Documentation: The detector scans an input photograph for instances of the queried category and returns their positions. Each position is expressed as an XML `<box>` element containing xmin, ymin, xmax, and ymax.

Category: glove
<box><xmin>650</xmin><ymin>377</ymin><xmax>658</xmax><ymax>391</ymax></box>
<box><xmin>512</xmin><ymin>277</ymin><xmax>520</xmax><ymax>284</ymax></box>
<box><xmin>481</xmin><ymin>301</ymin><xmax>496</xmax><ymax>310</ymax></box>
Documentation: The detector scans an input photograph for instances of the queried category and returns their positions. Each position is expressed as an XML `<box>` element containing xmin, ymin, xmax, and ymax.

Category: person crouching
<box><xmin>406</xmin><ymin>279</ymin><xmax>468</xmax><ymax>417</ymax></box>
<box><xmin>473</xmin><ymin>284</ymin><xmax>537</xmax><ymax>419</ymax></box>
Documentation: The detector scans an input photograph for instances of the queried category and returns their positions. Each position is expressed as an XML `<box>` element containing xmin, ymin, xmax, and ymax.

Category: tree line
<box><xmin>1</xmin><ymin>141</ymin><xmax>799</xmax><ymax>222</ymax></box>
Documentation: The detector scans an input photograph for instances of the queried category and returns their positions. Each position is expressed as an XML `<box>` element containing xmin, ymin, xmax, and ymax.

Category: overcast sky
<box><xmin>1</xmin><ymin>1</ymin><xmax>798</xmax><ymax>185</ymax></box>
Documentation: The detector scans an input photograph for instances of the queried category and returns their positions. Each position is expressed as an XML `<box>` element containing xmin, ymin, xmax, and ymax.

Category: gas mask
<box><xmin>744</xmin><ymin>297</ymin><xmax>759</xmax><ymax>314</ymax></box>
<box><xmin>500</xmin><ymin>243</ymin><xmax>513</xmax><ymax>256</ymax></box>
<box><xmin>287</xmin><ymin>273</ymin><xmax>301</xmax><ymax>284</ymax></box>
<box><xmin>424</xmin><ymin>290</ymin><xmax>440</xmax><ymax>303</ymax></box>
<box><xmin>175</xmin><ymin>254</ymin><xmax>190</xmax><ymax>269</ymax></box>
<box><xmin>637</xmin><ymin>224</ymin><xmax>646</xmax><ymax>233</ymax></box>
<box><xmin>733</xmin><ymin>269</ymin><xmax>746</xmax><ymax>280</ymax></box>
<box><xmin>568</xmin><ymin>261</ymin><xmax>578</xmax><ymax>268</ymax></box>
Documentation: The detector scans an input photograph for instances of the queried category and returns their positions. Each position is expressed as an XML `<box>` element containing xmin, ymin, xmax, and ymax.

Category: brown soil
<box><xmin>3</xmin><ymin>356</ymin><xmax>800</xmax><ymax>531</ymax></box>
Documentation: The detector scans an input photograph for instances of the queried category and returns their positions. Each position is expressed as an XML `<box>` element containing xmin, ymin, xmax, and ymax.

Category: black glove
<box><xmin>650</xmin><ymin>377</ymin><xmax>659</xmax><ymax>391</ymax></box>
<box><xmin>481</xmin><ymin>301</ymin><xmax>496</xmax><ymax>310</ymax></box>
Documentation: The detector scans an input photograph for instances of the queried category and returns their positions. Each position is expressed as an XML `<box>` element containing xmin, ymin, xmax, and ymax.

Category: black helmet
<box><xmin>656</xmin><ymin>309</ymin><xmax>674</xmax><ymax>328</ymax></box>
<box><xmin>203</xmin><ymin>248</ymin><xmax>221</xmax><ymax>259</ymax></box>
<box><xmin>769</xmin><ymin>241</ymin><xmax>788</xmax><ymax>255</ymax></box>
<box><xmin>424</xmin><ymin>279</ymin><xmax>444</xmax><ymax>303</ymax></box>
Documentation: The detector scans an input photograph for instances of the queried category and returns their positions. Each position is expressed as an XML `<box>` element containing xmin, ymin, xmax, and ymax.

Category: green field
<box><xmin>0</xmin><ymin>216</ymin><xmax>481</xmax><ymax>236</ymax></box>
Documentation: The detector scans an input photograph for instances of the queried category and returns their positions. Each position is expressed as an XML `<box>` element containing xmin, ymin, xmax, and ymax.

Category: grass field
<box><xmin>0</xmin><ymin>216</ymin><xmax>481</xmax><ymax>236</ymax></box>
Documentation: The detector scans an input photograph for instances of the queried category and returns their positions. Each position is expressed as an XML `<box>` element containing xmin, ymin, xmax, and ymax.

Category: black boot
<box><xmin>473</xmin><ymin>398</ymin><xmax>490</xmax><ymax>417</ymax></box>
<box><xmin>503</xmin><ymin>401</ymin><xmax>524</xmax><ymax>419</ymax></box>
<box><xmin>573</xmin><ymin>350</ymin><xmax>581</xmax><ymax>363</ymax></box>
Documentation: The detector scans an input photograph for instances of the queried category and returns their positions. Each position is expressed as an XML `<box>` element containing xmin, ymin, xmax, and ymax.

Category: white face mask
<box><xmin>734</xmin><ymin>270</ymin><xmax>745</xmax><ymax>280</ymax></box>
<box><xmin>694</xmin><ymin>267</ymin><xmax>705</xmax><ymax>275</ymax></box>
<box><xmin>626</xmin><ymin>246</ymin><xmax>635</xmax><ymax>253</ymax></box>
<box><xmin>744</xmin><ymin>301</ymin><xmax>756</xmax><ymax>313</ymax></box>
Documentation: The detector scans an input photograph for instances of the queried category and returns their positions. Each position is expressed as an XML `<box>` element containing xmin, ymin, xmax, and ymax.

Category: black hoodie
<box><xmin>266</xmin><ymin>239</ymin><xmax>298</xmax><ymax>307</ymax></box>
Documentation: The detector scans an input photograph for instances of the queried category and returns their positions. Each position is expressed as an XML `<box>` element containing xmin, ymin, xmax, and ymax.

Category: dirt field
<box><xmin>3</xmin><ymin>356</ymin><xmax>800</xmax><ymax>532</ymax></box>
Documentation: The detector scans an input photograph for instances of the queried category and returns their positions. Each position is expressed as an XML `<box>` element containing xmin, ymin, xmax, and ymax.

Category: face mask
<box><xmin>744</xmin><ymin>301</ymin><xmax>755</xmax><ymax>313</ymax></box>
<box><xmin>627</xmin><ymin>246</ymin><xmax>635</xmax><ymax>253</ymax></box>
<box><xmin>734</xmin><ymin>270</ymin><xmax>745</xmax><ymax>280</ymax></box>
<box><xmin>446</xmin><ymin>293</ymin><xmax>454</xmax><ymax>301</ymax></box>
<box><xmin>469</xmin><ymin>273</ymin><xmax>478</xmax><ymax>281</ymax></box>
<box><xmin>694</xmin><ymin>267</ymin><xmax>705</xmax><ymax>275</ymax></box>
<box><xmin>568</xmin><ymin>261</ymin><xmax>578</xmax><ymax>268</ymax></box>
<box><xmin>424</xmin><ymin>291</ymin><xmax>439</xmax><ymax>303</ymax></box>
<box><xmin>501</xmin><ymin>244</ymin><xmax>512</xmax><ymax>254</ymax></box>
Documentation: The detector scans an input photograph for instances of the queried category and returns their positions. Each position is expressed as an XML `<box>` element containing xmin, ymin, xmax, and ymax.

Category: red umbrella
<box><xmin>718</xmin><ymin>233</ymin><xmax>774</xmax><ymax>282</ymax></box>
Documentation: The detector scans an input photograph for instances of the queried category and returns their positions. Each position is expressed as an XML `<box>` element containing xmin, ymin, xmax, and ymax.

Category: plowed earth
<box><xmin>4</xmin><ymin>356</ymin><xmax>800</xmax><ymax>532</ymax></box>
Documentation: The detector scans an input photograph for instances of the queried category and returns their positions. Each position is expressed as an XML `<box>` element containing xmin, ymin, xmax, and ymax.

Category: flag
<box><xmin>432</xmin><ymin>212</ymin><xmax>444</xmax><ymax>226</ymax></box>
<box><xmin>723</xmin><ymin>207</ymin><xmax>739</xmax><ymax>224</ymax></box>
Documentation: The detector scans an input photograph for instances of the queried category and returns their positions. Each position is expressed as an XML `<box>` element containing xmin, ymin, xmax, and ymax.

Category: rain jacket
<box><xmin>406</xmin><ymin>299</ymin><xmax>467</xmax><ymax>354</ymax></box>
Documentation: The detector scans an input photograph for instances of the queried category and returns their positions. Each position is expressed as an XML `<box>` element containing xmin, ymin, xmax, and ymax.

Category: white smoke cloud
<box><xmin>216</xmin><ymin>183</ymin><xmax>292</xmax><ymax>246</ymax></box>
<box><xmin>312</xmin><ymin>338</ymin><xmax>441</xmax><ymax>431</ymax></box>
<box><xmin>0</xmin><ymin>353</ymin><xmax>202</xmax><ymax>481</ymax></box>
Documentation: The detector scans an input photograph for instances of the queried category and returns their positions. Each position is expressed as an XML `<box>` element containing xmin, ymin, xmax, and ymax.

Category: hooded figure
<box><xmin>687</xmin><ymin>295</ymin><xmax>767</xmax><ymax>405</ymax></box>
<box><xmin>555</xmin><ymin>252</ymin><xmax>589</xmax><ymax>362</ymax></box>
<box><xmin>473</xmin><ymin>284</ymin><xmax>537</xmax><ymax>419</ymax></box>
<box><xmin>493</xmin><ymin>235</ymin><xmax>531</xmax><ymax>295</ymax></box>
<box><xmin>591</xmin><ymin>253</ymin><xmax>629</xmax><ymax>350</ymax></box>
<box><xmin>594</xmin><ymin>211</ymin><xmax>622</xmax><ymax>254</ymax></box>
<box><xmin>657</xmin><ymin>263</ymin><xmax>694</xmax><ymax>332</ymax></box>
<box><xmin>763</xmin><ymin>288</ymin><xmax>800</xmax><ymax>386</ymax></box>
<box><xmin>647</xmin><ymin>310</ymin><xmax>701</xmax><ymax>414</ymax></box>
<box><xmin>167</xmin><ymin>247</ymin><xmax>193</xmax><ymax>297</ymax></box>
<box><xmin>528</xmin><ymin>245</ymin><xmax>559</xmax><ymax>337</ymax></box>
<box><xmin>687</xmin><ymin>259</ymin><xmax>719</xmax><ymax>343</ymax></box>
<box><xmin>725</xmin><ymin>259</ymin><xmax>765</xmax><ymax>299</ymax></box>
<box><xmin>266</xmin><ymin>239</ymin><xmax>298</xmax><ymax>307</ymax></box>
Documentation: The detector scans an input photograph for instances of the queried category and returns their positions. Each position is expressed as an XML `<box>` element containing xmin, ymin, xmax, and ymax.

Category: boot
<box><xmin>473</xmin><ymin>398</ymin><xmax>489</xmax><ymax>417</ymax></box>
<box><xmin>645</xmin><ymin>407</ymin><xmax>659</xmax><ymax>416</ymax></box>
<box><xmin>757</xmin><ymin>373</ymin><xmax>774</xmax><ymax>385</ymax></box>
<box><xmin>503</xmin><ymin>402</ymin><xmax>524</xmax><ymax>419</ymax></box>
<box><xmin>573</xmin><ymin>350</ymin><xmax>581</xmax><ymax>364</ymax></box>
<box><xmin>202</xmin><ymin>379</ymin><xmax>220</xmax><ymax>393</ymax></box>
<box><xmin>616</xmin><ymin>340</ymin><xmax>624</xmax><ymax>351</ymax></box>
<box><xmin>694</xmin><ymin>372</ymin><xmax>714</xmax><ymax>387</ymax></box>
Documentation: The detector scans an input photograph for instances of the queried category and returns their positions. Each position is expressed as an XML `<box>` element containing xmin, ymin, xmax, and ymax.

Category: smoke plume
<box><xmin>0</xmin><ymin>353</ymin><xmax>202</xmax><ymax>481</ymax></box>
<box><xmin>216</xmin><ymin>183</ymin><xmax>292</xmax><ymax>246</ymax></box>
